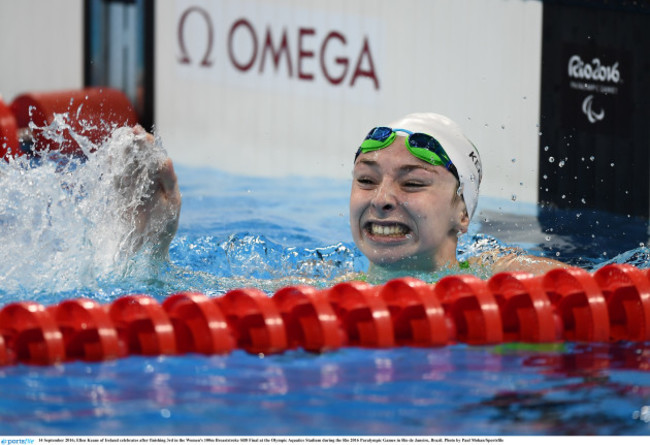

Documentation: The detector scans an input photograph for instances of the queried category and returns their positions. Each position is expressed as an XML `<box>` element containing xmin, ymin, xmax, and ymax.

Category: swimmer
<box><xmin>121</xmin><ymin>125</ymin><xmax>182</xmax><ymax>258</ymax></box>
<box><xmin>350</xmin><ymin>112</ymin><xmax>568</xmax><ymax>282</ymax></box>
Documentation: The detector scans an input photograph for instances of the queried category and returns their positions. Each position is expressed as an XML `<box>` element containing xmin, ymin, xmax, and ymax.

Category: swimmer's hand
<box><xmin>120</xmin><ymin>126</ymin><xmax>181</xmax><ymax>258</ymax></box>
<box><xmin>473</xmin><ymin>248</ymin><xmax>570</xmax><ymax>275</ymax></box>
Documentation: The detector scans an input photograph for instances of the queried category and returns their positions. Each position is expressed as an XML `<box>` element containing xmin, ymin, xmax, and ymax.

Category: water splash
<box><xmin>0</xmin><ymin>117</ymin><xmax>170</xmax><ymax>300</ymax></box>
<box><xmin>170</xmin><ymin>232</ymin><xmax>366</xmax><ymax>294</ymax></box>
<box><xmin>600</xmin><ymin>246</ymin><xmax>650</xmax><ymax>269</ymax></box>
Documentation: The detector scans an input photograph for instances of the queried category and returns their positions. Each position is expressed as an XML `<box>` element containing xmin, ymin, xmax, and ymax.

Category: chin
<box><xmin>369</xmin><ymin>251</ymin><xmax>434</xmax><ymax>271</ymax></box>
<box><xmin>367</xmin><ymin>254</ymin><xmax>414</xmax><ymax>269</ymax></box>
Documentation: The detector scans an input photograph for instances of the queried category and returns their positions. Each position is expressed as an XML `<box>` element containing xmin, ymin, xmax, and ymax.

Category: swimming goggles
<box><xmin>355</xmin><ymin>127</ymin><xmax>459</xmax><ymax>179</ymax></box>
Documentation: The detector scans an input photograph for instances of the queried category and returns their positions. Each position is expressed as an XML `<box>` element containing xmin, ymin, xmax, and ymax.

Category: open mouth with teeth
<box><xmin>364</xmin><ymin>222</ymin><xmax>411</xmax><ymax>239</ymax></box>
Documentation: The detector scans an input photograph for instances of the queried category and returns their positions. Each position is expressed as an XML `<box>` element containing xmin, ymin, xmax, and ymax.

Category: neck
<box><xmin>366</xmin><ymin>250</ymin><xmax>460</xmax><ymax>283</ymax></box>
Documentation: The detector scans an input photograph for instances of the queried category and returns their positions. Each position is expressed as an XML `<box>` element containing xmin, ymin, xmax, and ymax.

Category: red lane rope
<box><xmin>1</xmin><ymin>264</ymin><xmax>649</xmax><ymax>366</ymax></box>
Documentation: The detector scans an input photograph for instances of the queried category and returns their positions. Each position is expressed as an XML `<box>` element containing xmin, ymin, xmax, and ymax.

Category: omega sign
<box><xmin>176</xmin><ymin>4</ymin><xmax>381</xmax><ymax>91</ymax></box>
<box><xmin>562</xmin><ymin>45</ymin><xmax>631</xmax><ymax>135</ymax></box>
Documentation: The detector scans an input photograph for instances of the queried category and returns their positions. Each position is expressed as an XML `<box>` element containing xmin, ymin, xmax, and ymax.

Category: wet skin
<box><xmin>127</xmin><ymin>126</ymin><xmax>182</xmax><ymax>257</ymax></box>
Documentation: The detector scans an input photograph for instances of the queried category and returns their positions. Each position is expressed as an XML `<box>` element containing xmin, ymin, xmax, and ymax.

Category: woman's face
<box><xmin>350</xmin><ymin>136</ymin><xmax>468</xmax><ymax>272</ymax></box>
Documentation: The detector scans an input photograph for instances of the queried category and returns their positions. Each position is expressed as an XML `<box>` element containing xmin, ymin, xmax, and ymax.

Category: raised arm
<box><xmin>118</xmin><ymin>126</ymin><xmax>182</xmax><ymax>258</ymax></box>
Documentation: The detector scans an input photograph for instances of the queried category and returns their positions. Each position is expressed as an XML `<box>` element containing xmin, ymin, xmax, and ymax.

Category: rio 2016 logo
<box><xmin>568</xmin><ymin>55</ymin><xmax>621</xmax><ymax>84</ymax></box>
<box><xmin>567</xmin><ymin>54</ymin><xmax>622</xmax><ymax>125</ymax></box>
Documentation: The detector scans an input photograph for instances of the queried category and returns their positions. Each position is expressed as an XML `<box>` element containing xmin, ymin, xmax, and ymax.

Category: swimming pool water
<box><xmin>0</xmin><ymin>160</ymin><xmax>649</xmax><ymax>436</ymax></box>
<box><xmin>1</xmin><ymin>343</ymin><xmax>648</xmax><ymax>435</ymax></box>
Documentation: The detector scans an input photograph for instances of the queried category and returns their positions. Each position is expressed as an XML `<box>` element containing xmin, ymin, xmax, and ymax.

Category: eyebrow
<box><xmin>354</xmin><ymin>159</ymin><xmax>437</xmax><ymax>174</ymax></box>
<box><xmin>398</xmin><ymin>164</ymin><xmax>437</xmax><ymax>174</ymax></box>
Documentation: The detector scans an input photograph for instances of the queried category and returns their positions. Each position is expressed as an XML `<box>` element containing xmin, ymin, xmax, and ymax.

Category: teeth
<box><xmin>369</xmin><ymin>223</ymin><xmax>407</xmax><ymax>236</ymax></box>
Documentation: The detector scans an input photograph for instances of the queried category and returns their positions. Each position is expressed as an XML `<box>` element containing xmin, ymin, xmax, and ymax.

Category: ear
<box><xmin>455</xmin><ymin>205</ymin><xmax>470</xmax><ymax>234</ymax></box>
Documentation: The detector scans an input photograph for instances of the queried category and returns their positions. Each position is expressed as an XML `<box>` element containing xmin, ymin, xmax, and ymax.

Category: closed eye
<box><xmin>402</xmin><ymin>180</ymin><xmax>430</xmax><ymax>189</ymax></box>
<box><xmin>355</xmin><ymin>177</ymin><xmax>377</xmax><ymax>187</ymax></box>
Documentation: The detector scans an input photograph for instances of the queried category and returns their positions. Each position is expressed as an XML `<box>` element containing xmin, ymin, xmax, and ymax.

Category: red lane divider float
<box><xmin>50</xmin><ymin>298</ymin><xmax>120</xmax><ymax>362</ymax></box>
<box><xmin>0</xmin><ymin>87</ymin><xmax>138</xmax><ymax>160</ymax></box>
<box><xmin>273</xmin><ymin>285</ymin><xmax>343</xmax><ymax>353</ymax></box>
<box><xmin>109</xmin><ymin>295</ymin><xmax>177</xmax><ymax>357</ymax></box>
<box><xmin>326</xmin><ymin>281</ymin><xmax>394</xmax><ymax>348</ymax></box>
<box><xmin>0</xmin><ymin>302</ymin><xmax>65</xmax><ymax>365</ymax></box>
<box><xmin>0</xmin><ymin>96</ymin><xmax>19</xmax><ymax>159</ymax></box>
<box><xmin>1</xmin><ymin>265</ymin><xmax>650</xmax><ymax>366</ymax></box>
<box><xmin>378</xmin><ymin>277</ymin><xmax>450</xmax><ymax>347</ymax></box>
<box><xmin>594</xmin><ymin>264</ymin><xmax>650</xmax><ymax>342</ymax></box>
<box><xmin>542</xmin><ymin>267</ymin><xmax>610</xmax><ymax>342</ymax></box>
<box><xmin>488</xmin><ymin>272</ymin><xmax>559</xmax><ymax>343</ymax></box>
<box><xmin>163</xmin><ymin>292</ymin><xmax>234</xmax><ymax>355</ymax></box>
<box><xmin>217</xmin><ymin>288</ymin><xmax>288</xmax><ymax>355</ymax></box>
<box><xmin>434</xmin><ymin>274</ymin><xmax>503</xmax><ymax>345</ymax></box>
<box><xmin>10</xmin><ymin>87</ymin><xmax>138</xmax><ymax>157</ymax></box>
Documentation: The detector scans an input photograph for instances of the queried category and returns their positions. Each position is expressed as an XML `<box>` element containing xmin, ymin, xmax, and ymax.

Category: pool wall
<box><xmin>154</xmin><ymin>0</ymin><xmax>544</xmax><ymax>206</ymax></box>
<box><xmin>0</xmin><ymin>0</ymin><xmax>543</xmax><ymax>205</ymax></box>
<box><xmin>0</xmin><ymin>1</ymin><xmax>83</xmax><ymax>98</ymax></box>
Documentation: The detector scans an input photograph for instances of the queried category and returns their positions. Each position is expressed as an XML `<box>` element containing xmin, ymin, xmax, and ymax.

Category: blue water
<box><xmin>1</xmin><ymin>343</ymin><xmax>648</xmax><ymax>435</ymax></box>
<box><xmin>0</xmin><ymin>158</ymin><xmax>649</xmax><ymax>435</ymax></box>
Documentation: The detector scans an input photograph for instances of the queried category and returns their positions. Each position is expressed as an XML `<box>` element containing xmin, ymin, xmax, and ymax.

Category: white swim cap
<box><xmin>388</xmin><ymin>112</ymin><xmax>482</xmax><ymax>219</ymax></box>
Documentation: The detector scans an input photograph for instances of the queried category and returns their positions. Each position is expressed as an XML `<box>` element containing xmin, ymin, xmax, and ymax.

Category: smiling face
<box><xmin>350</xmin><ymin>136</ymin><xmax>469</xmax><ymax>273</ymax></box>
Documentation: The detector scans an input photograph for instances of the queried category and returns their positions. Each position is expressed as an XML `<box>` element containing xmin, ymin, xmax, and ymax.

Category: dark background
<box><xmin>539</xmin><ymin>0</ymin><xmax>650</xmax><ymax>218</ymax></box>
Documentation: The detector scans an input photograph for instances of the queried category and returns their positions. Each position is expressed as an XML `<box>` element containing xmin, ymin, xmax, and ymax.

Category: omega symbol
<box><xmin>177</xmin><ymin>6</ymin><xmax>214</xmax><ymax>67</ymax></box>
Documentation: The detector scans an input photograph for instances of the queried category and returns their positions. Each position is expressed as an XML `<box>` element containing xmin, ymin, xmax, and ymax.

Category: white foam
<box><xmin>0</xmin><ymin>117</ymin><xmax>169</xmax><ymax>297</ymax></box>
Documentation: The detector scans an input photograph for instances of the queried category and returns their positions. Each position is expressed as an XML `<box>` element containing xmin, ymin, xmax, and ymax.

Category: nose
<box><xmin>371</xmin><ymin>179</ymin><xmax>398</xmax><ymax>213</ymax></box>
